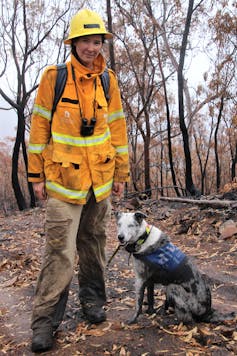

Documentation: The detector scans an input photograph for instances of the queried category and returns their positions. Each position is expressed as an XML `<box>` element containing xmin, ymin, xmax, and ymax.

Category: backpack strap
<box><xmin>51</xmin><ymin>63</ymin><xmax>68</xmax><ymax>119</ymax></box>
<box><xmin>100</xmin><ymin>68</ymin><xmax>110</xmax><ymax>103</ymax></box>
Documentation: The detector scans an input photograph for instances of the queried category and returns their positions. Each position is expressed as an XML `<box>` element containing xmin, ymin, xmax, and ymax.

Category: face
<box><xmin>73</xmin><ymin>35</ymin><xmax>103</xmax><ymax>69</ymax></box>
<box><xmin>116</xmin><ymin>212</ymin><xmax>146</xmax><ymax>245</ymax></box>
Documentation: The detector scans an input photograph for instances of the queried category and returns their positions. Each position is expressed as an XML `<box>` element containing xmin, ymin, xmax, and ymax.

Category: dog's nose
<box><xmin>118</xmin><ymin>234</ymin><xmax>124</xmax><ymax>243</ymax></box>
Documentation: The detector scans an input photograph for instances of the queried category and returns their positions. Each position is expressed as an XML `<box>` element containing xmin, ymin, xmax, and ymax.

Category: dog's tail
<box><xmin>199</xmin><ymin>309</ymin><xmax>236</xmax><ymax>323</ymax></box>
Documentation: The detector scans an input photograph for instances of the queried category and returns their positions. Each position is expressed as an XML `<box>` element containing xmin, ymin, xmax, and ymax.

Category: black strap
<box><xmin>51</xmin><ymin>63</ymin><xmax>67</xmax><ymax>119</ymax></box>
<box><xmin>100</xmin><ymin>68</ymin><xmax>110</xmax><ymax>102</ymax></box>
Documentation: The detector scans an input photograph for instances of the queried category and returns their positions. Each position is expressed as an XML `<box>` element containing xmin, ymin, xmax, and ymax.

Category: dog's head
<box><xmin>115</xmin><ymin>211</ymin><xmax>147</xmax><ymax>246</ymax></box>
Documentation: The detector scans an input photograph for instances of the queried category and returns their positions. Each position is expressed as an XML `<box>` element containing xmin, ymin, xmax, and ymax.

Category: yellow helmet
<box><xmin>64</xmin><ymin>9</ymin><xmax>113</xmax><ymax>44</ymax></box>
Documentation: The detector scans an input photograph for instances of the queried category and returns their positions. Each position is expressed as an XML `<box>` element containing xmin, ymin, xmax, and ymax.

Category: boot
<box><xmin>31</xmin><ymin>328</ymin><xmax>54</xmax><ymax>353</ymax></box>
<box><xmin>81</xmin><ymin>303</ymin><xmax>106</xmax><ymax>324</ymax></box>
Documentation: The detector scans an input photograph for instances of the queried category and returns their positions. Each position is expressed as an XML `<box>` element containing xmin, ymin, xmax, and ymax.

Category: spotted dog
<box><xmin>115</xmin><ymin>211</ymin><xmax>236</xmax><ymax>324</ymax></box>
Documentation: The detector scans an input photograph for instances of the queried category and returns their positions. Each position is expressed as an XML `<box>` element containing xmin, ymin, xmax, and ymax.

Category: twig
<box><xmin>106</xmin><ymin>244</ymin><xmax>121</xmax><ymax>268</ymax></box>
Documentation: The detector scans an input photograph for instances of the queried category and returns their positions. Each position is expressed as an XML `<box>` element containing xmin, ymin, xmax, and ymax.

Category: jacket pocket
<box><xmin>52</xmin><ymin>151</ymin><xmax>83</xmax><ymax>190</ymax></box>
<box><xmin>94</xmin><ymin>146</ymin><xmax>116</xmax><ymax>183</ymax></box>
<box><xmin>43</xmin><ymin>147</ymin><xmax>83</xmax><ymax>190</ymax></box>
<box><xmin>59</xmin><ymin>162</ymin><xmax>82</xmax><ymax>190</ymax></box>
<box><xmin>42</xmin><ymin>147</ymin><xmax>62</xmax><ymax>184</ymax></box>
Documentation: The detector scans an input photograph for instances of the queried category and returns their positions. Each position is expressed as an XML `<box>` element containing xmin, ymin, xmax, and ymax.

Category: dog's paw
<box><xmin>156</xmin><ymin>305</ymin><xmax>168</xmax><ymax>316</ymax></box>
<box><xmin>146</xmin><ymin>307</ymin><xmax>156</xmax><ymax>315</ymax></box>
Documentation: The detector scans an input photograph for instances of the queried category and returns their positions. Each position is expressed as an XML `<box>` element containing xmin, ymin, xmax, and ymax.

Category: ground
<box><xmin>0</xmin><ymin>198</ymin><xmax>237</xmax><ymax>355</ymax></box>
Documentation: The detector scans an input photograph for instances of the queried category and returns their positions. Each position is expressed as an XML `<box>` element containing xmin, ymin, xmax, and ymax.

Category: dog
<box><xmin>115</xmin><ymin>211</ymin><xmax>236</xmax><ymax>324</ymax></box>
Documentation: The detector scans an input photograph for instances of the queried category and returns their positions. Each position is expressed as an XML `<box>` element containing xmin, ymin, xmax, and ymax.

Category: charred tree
<box><xmin>231</xmin><ymin>142</ymin><xmax>237</xmax><ymax>180</ymax></box>
<box><xmin>177</xmin><ymin>0</ymin><xmax>200</xmax><ymax>197</ymax></box>
<box><xmin>106</xmin><ymin>0</ymin><xmax>116</xmax><ymax>71</ymax></box>
<box><xmin>214</xmin><ymin>96</ymin><xmax>224</xmax><ymax>191</ymax></box>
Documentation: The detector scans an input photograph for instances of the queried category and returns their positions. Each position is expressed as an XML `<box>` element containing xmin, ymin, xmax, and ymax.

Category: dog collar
<box><xmin>125</xmin><ymin>225</ymin><xmax>152</xmax><ymax>253</ymax></box>
<box><xmin>136</xmin><ymin>225</ymin><xmax>152</xmax><ymax>246</ymax></box>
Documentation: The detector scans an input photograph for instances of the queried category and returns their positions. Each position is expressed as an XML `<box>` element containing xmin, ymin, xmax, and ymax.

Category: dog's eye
<box><xmin>128</xmin><ymin>224</ymin><xmax>135</xmax><ymax>228</ymax></box>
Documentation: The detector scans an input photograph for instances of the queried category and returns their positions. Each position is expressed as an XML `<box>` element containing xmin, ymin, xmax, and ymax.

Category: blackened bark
<box><xmin>231</xmin><ymin>143</ymin><xmax>237</xmax><ymax>180</ymax></box>
<box><xmin>106</xmin><ymin>0</ymin><xmax>116</xmax><ymax>71</ymax></box>
<box><xmin>22</xmin><ymin>138</ymin><xmax>36</xmax><ymax>208</ymax></box>
<box><xmin>12</xmin><ymin>109</ymin><xmax>27</xmax><ymax>210</ymax></box>
<box><xmin>178</xmin><ymin>0</ymin><xmax>200</xmax><ymax>197</ymax></box>
<box><xmin>144</xmin><ymin>124</ymin><xmax>152</xmax><ymax>198</ymax></box>
<box><xmin>157</xmin><ymin>42</ymin><xmax>180</xmax><ymax>197</ymax></box>
<box><xmin>214</xmin><ymin>96</ymin><xmax>224</xmax><ymax>191</ymax></box>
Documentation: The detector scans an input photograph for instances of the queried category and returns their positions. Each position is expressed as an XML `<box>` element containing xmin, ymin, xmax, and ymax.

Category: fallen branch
<box><xmin>159</xmin><ymin>196</ymin><xmax>237</xmax><ymax>208</ymax></box>
<box><xmin>106</xmin><ymin>244</ymin><xmax>121</xmax><ymax>268</ymax></box>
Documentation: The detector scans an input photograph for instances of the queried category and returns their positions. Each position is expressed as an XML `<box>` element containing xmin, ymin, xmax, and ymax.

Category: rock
<box><xmin>219</xmin><ymin>220</ymin><xmax>237</xmax><ymax>239</ymax></box>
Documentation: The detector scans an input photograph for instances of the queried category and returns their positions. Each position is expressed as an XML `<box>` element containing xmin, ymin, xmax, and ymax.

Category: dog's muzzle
<box><xmin>118</xmin><ymin>234</ymin><xmax>125</xmax><ymax>245</ymax></box>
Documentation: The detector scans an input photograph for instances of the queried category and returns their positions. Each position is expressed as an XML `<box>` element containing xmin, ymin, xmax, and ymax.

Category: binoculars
<box><xmin>80</xmin><ymin>117</ymin><xmax>96</xmax><ymax>137</ymax></box>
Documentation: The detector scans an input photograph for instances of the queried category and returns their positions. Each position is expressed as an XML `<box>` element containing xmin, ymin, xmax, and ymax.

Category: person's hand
<box><xmin>33</xmin><ymin>181</ymin><xmax>47</xmax><ymax>200</ymax></box>
<box><xmin>112</xmin><ymin>182</ymin><xmax>125</xmax><ymax>198</ymax></box>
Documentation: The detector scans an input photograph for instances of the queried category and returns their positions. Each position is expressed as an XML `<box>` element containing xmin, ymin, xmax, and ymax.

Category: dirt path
<box><xmin>0</xmin><ymin>202</ymin><xmax>236</xmax><ymax>355</ymax></box>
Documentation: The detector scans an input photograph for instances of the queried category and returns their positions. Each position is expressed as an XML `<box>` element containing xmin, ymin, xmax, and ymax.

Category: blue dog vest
<box><xmin>136</xmin><ymin>242</ymin><xmax>186</xmax><ymax>271</ymax></box>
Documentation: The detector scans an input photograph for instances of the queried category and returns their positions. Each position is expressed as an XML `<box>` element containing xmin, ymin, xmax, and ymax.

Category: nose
<box><xmin>118</xmin><ymin>234</ymin><xmax>124</xmax><ymax>243</ymax></box>
<box><xmin>87</xmin><ymin>41</ymin><xmax>97</xmax><ymax>52</ymax></box>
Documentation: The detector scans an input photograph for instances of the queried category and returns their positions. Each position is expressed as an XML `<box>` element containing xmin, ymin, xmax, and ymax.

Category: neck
<box><xmin>125</xmin><ymin>224</ymin><xmax>152</xmax><ymax>254</ymax></box>
<box><xmin>72</xmin><ymin>51</ymin><xmax>94</xmax><ymax>70</ymax></box>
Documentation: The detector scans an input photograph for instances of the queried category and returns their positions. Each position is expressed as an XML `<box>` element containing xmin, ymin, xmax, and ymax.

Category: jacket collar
<box><xmin>71</xmin><ymin>53</ymin><xmax>106</xmax><ymax>77</ymax></box>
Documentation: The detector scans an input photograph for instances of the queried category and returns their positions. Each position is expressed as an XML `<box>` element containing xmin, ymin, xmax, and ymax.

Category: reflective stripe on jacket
<box><xmin>28</xmin><ymin>53</ymin><xmax>129</xmax><ymax>204</ymax></box>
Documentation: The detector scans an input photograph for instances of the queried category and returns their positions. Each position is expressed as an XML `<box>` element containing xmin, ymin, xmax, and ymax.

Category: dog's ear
<box><xmin>134</xmin><ymin>211</ymin><xmax>147</xmax><ymax>224</ymax></box>
<box><xmin>114</xmin><ymin>211</ymin><xmax>122</xmax><ymax>220</ymax></box>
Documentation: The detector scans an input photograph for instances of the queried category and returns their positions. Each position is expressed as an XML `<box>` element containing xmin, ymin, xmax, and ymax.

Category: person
<box><xmin>27</xmin><ymin>8</ymin><xmax>129</xmax><ymax>353</ymax></box>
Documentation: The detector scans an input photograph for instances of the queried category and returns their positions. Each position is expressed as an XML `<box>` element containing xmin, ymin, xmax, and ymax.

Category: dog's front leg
<box><xmin>146</xmin><ymin>282</ymin><xmax>156</xmax><ymax>315</ymax></box>
<box><xmin>128</xmin><ymin>276</ymin><xmax>145</xmax><ymax>324</ymax></box>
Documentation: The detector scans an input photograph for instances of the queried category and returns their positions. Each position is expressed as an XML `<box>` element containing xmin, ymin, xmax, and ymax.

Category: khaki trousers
<box><xmin>31</xmin><ymin>191</ymin><xmax>111</xmax><ymax>331</ymax></box>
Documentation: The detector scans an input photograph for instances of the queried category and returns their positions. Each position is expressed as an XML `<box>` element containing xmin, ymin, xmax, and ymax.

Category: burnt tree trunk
<box><xmin>22</xmin><ymin>138</ymin><xmax>36</xmax><ymax>208</ymax></box>
<box><xmin>157</xmin><ymin>43</ymin><xmax>180</xmax><ymax>197</ymax></box>
<box><xmin>12</xmin><ymin>107</ymin><xmax>36</xmax><ymax>210</ymax></box>
<box><xmin>144</xmin><ymin>131</ymin><xmax>152</xmax><ymax>198</ymax></box>
<box><xmin>12</xmin><ymin>108</ymin><xmax>27</xmax><ymax>210</ymax></box>
<box><xmin>106</xmin><ymin>0</ymin><xmax>116</xmax><ymax>71</ymax></box>
<box><xmin>231</xmin><ymin>141</ymin><xmax>237</xmax><ymax>180</ymax></box>
<box><xmin>177</xmin><ymin>0</ymin><xmax>200</xmax><ymax>197</ymax></box>
<box><xmin>214</xmin><ymin>96</ymin><xmax>224</xmax><ymax>191</ymax></box>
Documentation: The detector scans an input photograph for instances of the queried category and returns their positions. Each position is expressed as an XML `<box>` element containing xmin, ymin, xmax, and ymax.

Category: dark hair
<box><xmin>71</xmin><ymin>44</ymin><xmax>79</xmax><ymax>60</ymax></box>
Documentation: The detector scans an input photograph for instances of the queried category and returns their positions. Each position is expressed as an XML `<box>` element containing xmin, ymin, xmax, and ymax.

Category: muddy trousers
<box><xmin>31</xmin><ymin>191</ymin><xmax>111</xmax><ymax>331</ymax></box>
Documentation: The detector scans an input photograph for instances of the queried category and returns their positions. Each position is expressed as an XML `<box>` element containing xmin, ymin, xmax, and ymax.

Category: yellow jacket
<box><xmin>28</xmin><ymin>54</ymin><xmax>129</xmax><ymax>204</ymax></box>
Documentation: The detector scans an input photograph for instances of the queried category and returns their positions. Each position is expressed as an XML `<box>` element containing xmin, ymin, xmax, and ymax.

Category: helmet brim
<box><xmin>64</xmin><ymin>31</ymin><xmax>113</xmax><ymax>45</ymax></box>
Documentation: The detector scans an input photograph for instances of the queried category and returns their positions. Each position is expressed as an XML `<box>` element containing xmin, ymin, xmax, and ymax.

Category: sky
<box><xmin>0</xmin><ymin>97</ymin><xmax>17</xmax><ymax>141</ymax></box>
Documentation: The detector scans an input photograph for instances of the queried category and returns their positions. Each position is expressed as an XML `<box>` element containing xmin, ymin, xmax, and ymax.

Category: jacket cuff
<box><xmin>114</xmin><ymin>171</ymin><xmax>130</xmax><ymax>182</ymax></box>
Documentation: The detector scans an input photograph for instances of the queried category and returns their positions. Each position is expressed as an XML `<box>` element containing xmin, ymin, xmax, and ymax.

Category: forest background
<box><xmin>0</xmin><ymin>0</ymin><xmax>236</xmax><ymax>213</ymax></box>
